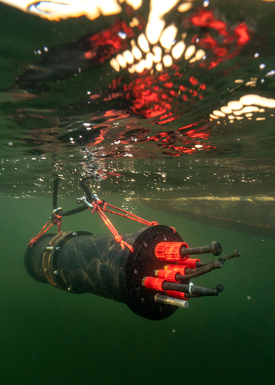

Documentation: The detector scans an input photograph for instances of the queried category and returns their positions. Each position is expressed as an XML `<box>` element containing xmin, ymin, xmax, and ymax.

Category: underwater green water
<box><xmin>0</xmin><ymin>197</ymin><xmax>274</xmax><ymax>385</ymax></box>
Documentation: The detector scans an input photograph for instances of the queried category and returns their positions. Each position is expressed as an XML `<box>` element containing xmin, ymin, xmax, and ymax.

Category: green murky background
<box><xmin>1</xmin><ymin>197</ymin><xmax>274</xmax><ymax>384</ymax></box>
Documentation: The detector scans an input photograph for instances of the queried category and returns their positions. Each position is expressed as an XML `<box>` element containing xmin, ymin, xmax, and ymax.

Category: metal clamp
<box><xmin>50</xmin><ymin>207</ymin><xmax>62</xmax><ymax>222</ymax></box>
<box><xmin>189</xmin><ymin>282</ymin><xmax>194</xmax><ymax>294</ymax></box>
<box><xmin>77</xmin><ymin>194</ymin><xmax>98</xmax><ymax>208</ymax></box>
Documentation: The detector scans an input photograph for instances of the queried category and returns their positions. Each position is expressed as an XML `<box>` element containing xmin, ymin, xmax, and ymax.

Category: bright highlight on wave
<box><xmin>0</xmin><ymin>0</ymin><xmax>194</xmax><ymax>20</ymax></box>
<box><xmin>0</xmin><ymin>0</ymin><xmax>203</xmax><ymax>74</ymax></box>
<box><xmin>210</xmin><ymin>94</ymin><xmax>275</xmax><ymax>122</ymax></box>
<box><xmin>0</xmin><ymin>0</ymin><xmax>143</xmax><ymax>20</ymax></box>
<box><xmin>110</xmin><ymin>1</ymin><xmax>205</xmax><ymax>74</ymax></box>
<box><xmin>111</xmin><ymin>36</ymin><xmax>205</xmax><ymax>74</ymax></box>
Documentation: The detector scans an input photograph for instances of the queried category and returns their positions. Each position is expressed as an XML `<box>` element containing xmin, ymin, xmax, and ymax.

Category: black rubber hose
<box><xmin>52</xmin><ymin>177</ymin><xmax>88</xmax><ymax>216</ymax></box>
<box><xmin>162</xmin><ymin>281</ymin><xmax>219</xmax><ymax>296</ymax></box>
<box><xmin>61</xmin><ymin>205</ymin><xmax>88</xmax><ymax>216</ymax></box>
<box><xmin>197</xmin><ymin>249</ymin><xmax>241</xmax><ymax>267</ymax></box>
<box><xmin>184</xmin><ymin>284</ymin><xmax>224</xmax><ymax>298</ymax></box>
<box><xmin>53</xmin><ymin>177</ymin><xmax>59</xmax><ymax>209</ymax></box>
<box><xmin>223</xmin><ymin>249</ymin><xmax>241</xmax><ymax>261</ymax></box>
<box><xmin>176</xmin><ymin>259</ymin><xmax>223</xmax><ymax>280</ymax></box>
<box><xmin>79</xmin><ymin>179</ymin><xmax>93</xmax><ymax>202</ymax></box>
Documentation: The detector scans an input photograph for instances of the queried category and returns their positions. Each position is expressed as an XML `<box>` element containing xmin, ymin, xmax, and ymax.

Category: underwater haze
<box><xmin>0</xmin><ymin>1</ymin><xmax>274</xmax><ymax>384</ymax></box>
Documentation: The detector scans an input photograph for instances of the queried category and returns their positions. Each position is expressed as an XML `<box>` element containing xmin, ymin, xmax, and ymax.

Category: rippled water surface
<box><xmin>0</xmin><ymin>1</ymin><xmax>274</xmax><ymax>384</ymax></box>
<box><xmin>1</xmin><ymin>0</ymin><xmax>275</xmax><ymax>200</ymax></box>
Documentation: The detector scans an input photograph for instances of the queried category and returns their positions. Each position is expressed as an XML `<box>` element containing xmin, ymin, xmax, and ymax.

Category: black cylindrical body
<box><xmin>24</xmin><ymin>225</ymin><xmax>184</xmax><ymax>320</ymax></box>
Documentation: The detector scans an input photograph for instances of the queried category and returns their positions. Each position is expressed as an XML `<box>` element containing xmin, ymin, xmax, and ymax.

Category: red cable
<box><xmin>28</xmin><ymin>220</ymin><xmax>54</xmax><ymax>247</ymax></box>
<box><xmin>100</xmin><ymin>201</ymin><xmax>158</xmax><ymax>226</ymax></box>
<box><xmin>28</xmin><ymin>215</ymin><xmax>62</xmax><ymax>247</ymax></box>
<box><xmin>105</xmin><ymin>208</ymin><xmax>157</xmax><ymax>225</ymax></box>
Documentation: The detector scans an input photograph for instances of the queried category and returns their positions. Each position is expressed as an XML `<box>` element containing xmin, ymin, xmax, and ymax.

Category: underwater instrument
<box><xmin>24</xmin><ymin>179</ymin><xmax>241</xmax><ymax>320</ymax></box>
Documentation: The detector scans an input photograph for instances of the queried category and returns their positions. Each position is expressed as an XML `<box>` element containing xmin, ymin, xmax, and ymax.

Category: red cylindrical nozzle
<box><xmin>155</xmin><ymin>242</ymin><xmax>189</xmax><ymax>261</ymax></box>
<box><xmin>165</xmin><ymin>264</ymin><xmax>189</xmax><ymax>276</ymax></box>
<box><xmin>157</xmin><ymin>269</ymin><xmax>180</xmax><ymax>282</ymax></box>
<box><xmin>178</xmin><ymin>258</ymin><xmax>201</xmax><ymax>268</ymax></box>
<box><xmin>166</xmin><ymin>290</ymin><xmax>187</xmax><ymax>300</ymax></box>
<box><xmin>143</xmin><ymin>277</ymin><xmax>165</xmax><ymax>291</ymax></box>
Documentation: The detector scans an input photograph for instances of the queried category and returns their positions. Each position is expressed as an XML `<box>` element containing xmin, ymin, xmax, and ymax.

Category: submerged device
<box><xmin>24</xmin><ymin>179</ymin><xmax>241</xmax><ymax>320</ymax></box>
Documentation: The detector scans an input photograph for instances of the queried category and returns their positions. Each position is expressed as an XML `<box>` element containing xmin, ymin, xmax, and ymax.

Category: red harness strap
<box><xmin>92</xmin><ymin>202</ymin><xmax>134</xmax><ymax>252</ymax></box>
<box><xmin>90</xmin><ymin>200</ymin><xmax>159</xmax><ymax>252</ymax></box>
<box><xmin>28</xmin><ymin>199</ymin><xmax>158</xmax><ymax>253</ymax></box>
<box><xmin>28</xmin><ymin>214</ymin><xmax>62</xmax><ymax>247</ymax></box>
<box><xmin>102</xmin><ymin>202</ymin><xmax>158</xmax><ymax>226</ymax></box>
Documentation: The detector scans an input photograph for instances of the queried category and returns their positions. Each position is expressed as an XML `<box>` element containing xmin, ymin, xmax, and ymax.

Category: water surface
<box><xmin>0</xmin><ymin>1</ymin><xmax>274</xmax><ymax>384</ymax></box>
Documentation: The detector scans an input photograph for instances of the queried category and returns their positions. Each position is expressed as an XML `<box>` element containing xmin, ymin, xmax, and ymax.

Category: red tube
<box><xmin>178</xmin><ymin>258</ymin><xmax>201</xmax><ymax>268</ymax></box>
<box><xmin>165</xmin><ymin>264</ymin><xmax>189</xmax><ymax>275</ymax></box>
<box><xmin>166</xmin><ymin>290</ymin><xmax>188</xmax><ymax>300</ymax></box>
